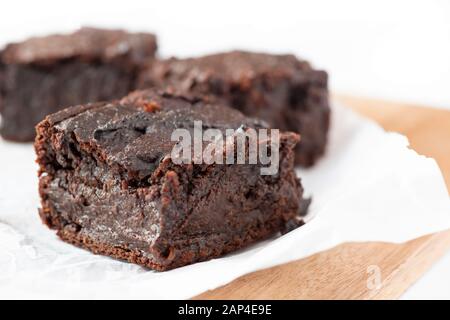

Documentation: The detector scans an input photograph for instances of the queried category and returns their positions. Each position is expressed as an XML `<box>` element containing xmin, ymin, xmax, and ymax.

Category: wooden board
<box><xmin>195</xmin><ymin>95</ymin><xmax>450</xmax><ymax>300</ymax></box>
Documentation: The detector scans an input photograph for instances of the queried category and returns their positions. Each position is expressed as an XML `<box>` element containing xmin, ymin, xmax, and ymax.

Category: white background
<box><xmin>0</xmin><ymin>0</ymin><xmax>449</xmax><ymax>298</ymax></box>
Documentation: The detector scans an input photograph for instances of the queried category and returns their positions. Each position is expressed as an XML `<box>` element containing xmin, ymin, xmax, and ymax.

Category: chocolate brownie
<box><xmin>35</xmin><ymin>89</ymin><xmax>307</xmax><ymax>271</ymax></box>
<box><xmin>0</xmin><ymin>27</ymin><xmax>157</xmax><ymax>142</ymax></box>
<box><xmin>138</xmin><ymin>51</ymin><xmax>330</xmax><ymax>166</ymax></box>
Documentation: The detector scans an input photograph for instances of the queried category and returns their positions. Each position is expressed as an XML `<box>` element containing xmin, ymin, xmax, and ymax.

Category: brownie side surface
<box><xmin>138</xmin><ymin>50</ymin><xmax>330</xmax><ymax>166</ymax></box>
<box><xmin>36</xmin><ymin>89</ymin><xmax>305</xmax><ymax>270</ymax></box>
<box><xmin>0</xmin><ymin>28</ymin><xmax>157</xmax><ymax>142</ymax></box>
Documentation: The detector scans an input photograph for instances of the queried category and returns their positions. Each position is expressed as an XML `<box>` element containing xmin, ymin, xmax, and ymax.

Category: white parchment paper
<box><xmin>0</xmin><ymin>103</ymin><xmax>449</xmax><ymax>299</ymax></box>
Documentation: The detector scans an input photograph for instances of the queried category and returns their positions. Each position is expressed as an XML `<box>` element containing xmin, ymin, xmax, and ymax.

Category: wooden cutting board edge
<box><xmin>194</xmin><ymin>94</ymin><xmax>450</xmax><ymax>300</ymax></box>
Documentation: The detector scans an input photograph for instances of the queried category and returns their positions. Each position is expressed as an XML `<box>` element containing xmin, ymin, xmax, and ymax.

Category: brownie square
<box><xmin>138</xmin><ymin>51</ymin><xmax>330</xmax><ymax>166</ymax></box>
<box><xmin>0</xmin><ymin>27</ymin><xmax>157</xmax><ymax>142</ymax></box>
<box><xmin>35</xmin><ymin>89</ymin><xmax>306</xmax><ymax>271</ymax></box>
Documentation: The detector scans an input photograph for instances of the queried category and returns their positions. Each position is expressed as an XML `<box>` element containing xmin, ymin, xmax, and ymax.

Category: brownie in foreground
<box><xmin>35</xmin><ymin>89</ymin><xmax>307</xmax><ymax>271</ymax></box>
<box><xmin>0</xmin><ymin>27</ymin><xmax>157</xmax><ymax>142</ymax></box>
<box><xmin>139</xmin><ymin>50</ymin><xmax>330</xmax><ymax>166</ymax></box>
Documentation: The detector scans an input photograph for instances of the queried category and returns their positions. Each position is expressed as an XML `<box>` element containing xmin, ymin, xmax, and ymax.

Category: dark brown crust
<box><xmin>35</xmin><ymin>89</ymin><xmax>306</xmax><ymax>271</ymax></box>
<box><xmin>1</xmin><ymin>27</ymin><xmax>157</xmax><ymax>66</ymax></box>
<box><xmin>0</xmin><ymin>28</ymin><xmax>157</xmax><ymax>142</ymax></box>
<box><xmin>138</xmin><ymin>51</ymin><xmax>330</xmax><ymax>166</ymax></box>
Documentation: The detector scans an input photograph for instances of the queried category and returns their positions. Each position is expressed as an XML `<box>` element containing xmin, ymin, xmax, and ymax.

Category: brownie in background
<box><xmin>138</xmin><ymin>51</ymin><xmax>330</xmax><ymax>166</ymax></box>
<box><xmin>35</xmin><ymin>89</ymin><xmax>306</xmax><ymax>271</ymax></box>
<box><xmin>0</xmin><ymin>27</ymin><xmax>157</xmax><ymax>142</ymax></box>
